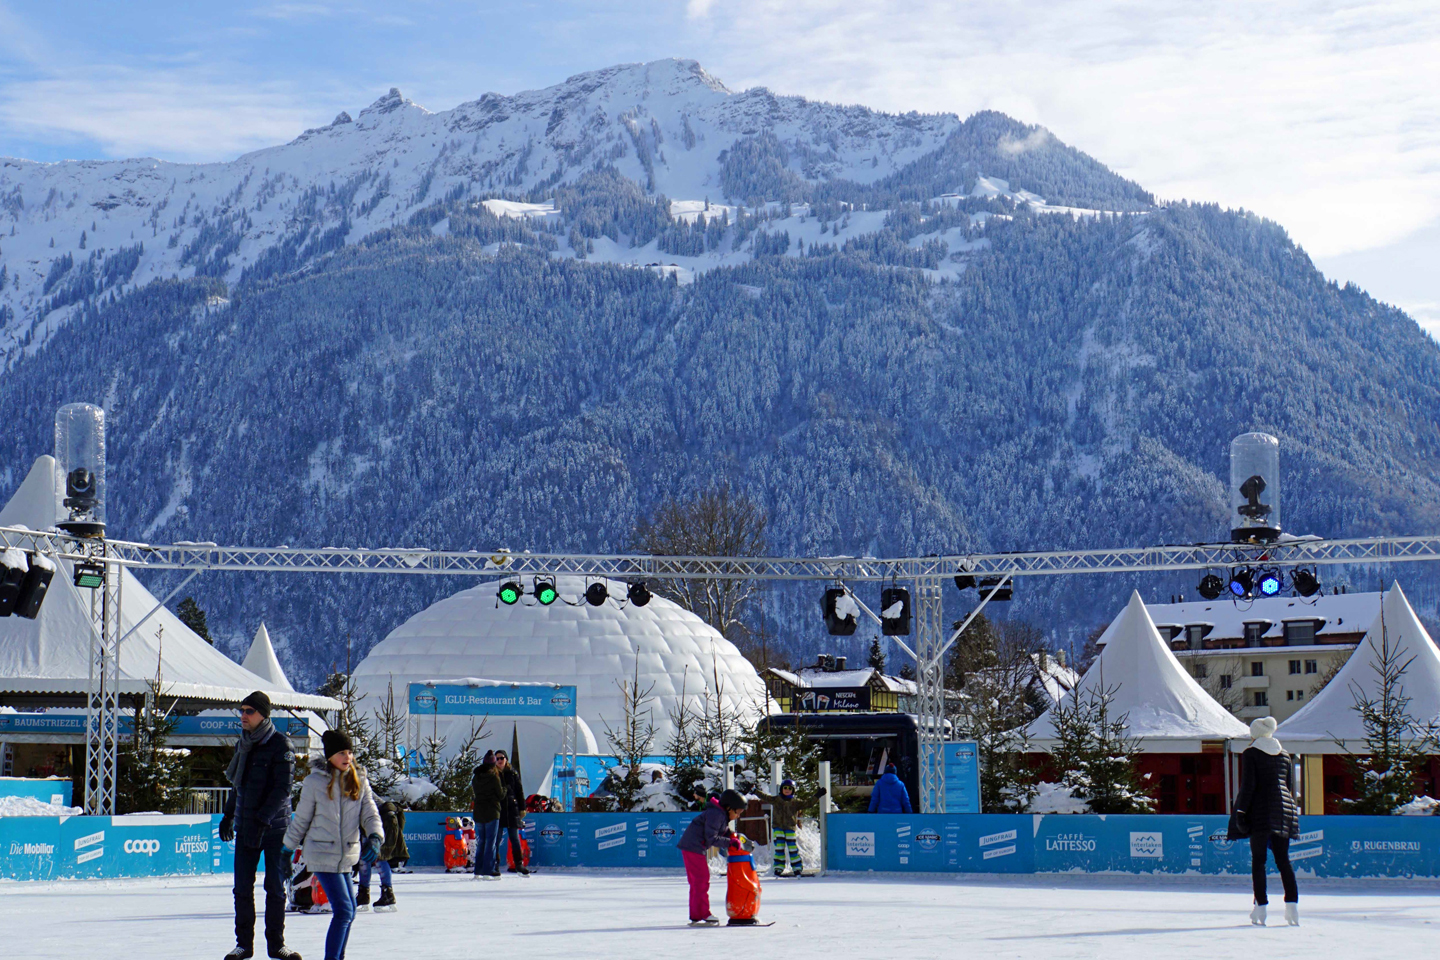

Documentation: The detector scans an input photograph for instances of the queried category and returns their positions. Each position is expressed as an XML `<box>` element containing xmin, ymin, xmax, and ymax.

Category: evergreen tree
<box><xmin>176</xmin><ymin>597</ymin><xmax>212</xmax><ymax>644</ymax></box>
<box><xmin>1048</xmin><ymin>684</ymin><xmax>1152</xmax><ymax>814</ymax></box>
<box><xmin>117</xmin><ymin>633</ymin><xmax>192</xmax><ymax>813</ymax></box>
<box><xmin>1343</xmin><ymin>609</ymin><xmax>1438</xmax><ymax>814</ymax></box>
<box><xmin>666</xmin><ymin>665</ymin><xmax>709</xmax><ymax>806</ymax></box>
<box><xmin>601</xmin><ymin>655</ymin><xmax>657</xmax><ymax>811</ymax></box>
<box><xmin>868</xmin><ymin>637</ymin><xmax>886</xmax><ymax>673</ymax></box>
<box><xmin>950</xmin><ymin>634</ymin><xmax>1041</xmax><ymax>812</ymax></box>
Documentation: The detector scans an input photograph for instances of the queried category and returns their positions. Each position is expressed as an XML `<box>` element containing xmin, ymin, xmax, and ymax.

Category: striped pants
<box><xmin>773</xmin><ymin>828</ymin><xmax>801</xmax><ymax>874</ymax></box>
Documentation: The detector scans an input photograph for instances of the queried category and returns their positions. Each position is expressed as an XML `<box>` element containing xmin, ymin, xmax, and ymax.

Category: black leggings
<box><xmin>1250</xmin><ymin>831</ymin><xmax>1298</xmax><ymax>904</ymax></box>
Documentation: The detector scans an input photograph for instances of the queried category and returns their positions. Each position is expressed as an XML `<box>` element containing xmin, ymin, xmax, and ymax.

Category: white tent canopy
<box><xmin>1025</xmin><ymin>591</ymin><xmax>1250</xmax><ymax>752</ymax></box>
<box><xmin>0</xmin><ymin>456</ymin><xmax>336</xmax><ymax>713</ymax></box>
<box><xmin>1275</xmin><ymin>584</ymin><xmax>1440</xmax><ymax>753</ymax></box>
<box><xmin>242</xmin><ymin>623</ymin><xmax>295</xmax><ymax>693</ymax></box>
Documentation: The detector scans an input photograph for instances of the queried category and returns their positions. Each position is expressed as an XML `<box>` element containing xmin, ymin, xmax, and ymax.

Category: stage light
<box><xmin>1228</xmin><ymin>568</ymin><xmax>1255</xmax><ymax>599</ymax></box>
<box><xmin>1257</xmin><ymin>569</ymin><xmax>1283</xmax><ymax>597</ymax></box>
<box><xmin>627</xmin><ymin>582</ymin><xmax>652</xmax><ymax>607</ymax></box>
<box><xmin>1292</xmin><ymin>568</ymin><xmax>1321</xmax><ymax>598</ymax></box>
<box><xmin>977</xmin><ymin>577</ymin><xmax>1012</xmax><ymax>602</ymax></box>
<box><xmin>954</xmin><ymin>575</ymin><xmax>975</xmax><ymax>591</ymax></box>
<box><xmin>534</xmin><ymin>578</ymin><xmax>558</xmax><ymax>605</ymax></box>
<box><xmin>822</xmin><ymin>587</ymin><xmax>858</xmax><ymax>636</ymax></box>
<box><xmin>73</xmin><ymin>561</ymin><xmax>105</xmax><ymax>589</ymax></box>
<box><xmin>497</xmin><ymin>581</ymin><xmax>523</xmax><ymax>605</ymax></box>
<box><xmin>880</xmin><ymin>587</ymin><xmax>911</xmax><ymax>636</ymax></box>
<box><xmin>585</xmin><ymin>582</ymin><xmax>609</xmax><ymax>606</ymax></box>
<box><xmin>1197</xmin><ymin>574</ymin><xmax>1225</xmax><ymax>600</ymax></box>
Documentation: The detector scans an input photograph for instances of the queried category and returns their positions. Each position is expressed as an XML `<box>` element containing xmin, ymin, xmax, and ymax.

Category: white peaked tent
<box><xmin>1276</xmin><ymin>583</ymin><xmax>1440</xmax><ymax>753</ymax></box>
<box><xmin>0</xmin><ymin>456</ymin><xmax>336</xmax><ymax>713</ymax></box>
<box><xmin>242</xmin><ymin>623</ymin><xmax>295</xmax><ymax>693</ymax></box>
<box><xmin>1026</xmin><ymin>591</ymin><xmax>1250</xmax><ymax>751</ymax></box>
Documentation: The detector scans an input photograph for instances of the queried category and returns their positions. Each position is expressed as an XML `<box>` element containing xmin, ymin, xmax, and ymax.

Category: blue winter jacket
<box><xmin>868</xmin><ymin>772</ymin><xmax>912</xmax><ymax>813</ymax></box>
<box><xmin>677</xmin><ymin>799</ymin><xmax>733</xmax><ymax>854</ymax></box>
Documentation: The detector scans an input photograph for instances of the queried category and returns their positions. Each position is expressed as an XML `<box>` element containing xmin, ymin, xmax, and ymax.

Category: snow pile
<box><xmin>0</xmin><ymin>795</ymin><xmax>82</xmax><ymax>817</ymax></box>
<box><xmin>1397</xmin><ymin>795</ymin><xmax>1440</xmax><ymax>816</ymax></box>
<box><xmin>1027</xmin><ymin>781</ymin><xmax>1091</xmax><ymax>814</ymax></box>
<box><xmin>0</xmin><ymin>546</ymin><xmax>26</xmax><ymax>570</ymax></box>
<box><xmin>832</xmin><ymin>592</ymin><xmax>860</xmax><ymax>622</ymax></box>
<box><xmin>389</xmin><ymin>776</ymin><xmax>441</xmax><ymax>805</ymax></box>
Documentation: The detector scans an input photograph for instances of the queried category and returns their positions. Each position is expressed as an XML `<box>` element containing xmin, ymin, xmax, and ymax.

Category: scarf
<box><xmin>1251</xmin><ymin>736</ymin><xmax>1283</xmax><ymax>756</ymax></box>
<box><xmin>226</xmin><ymin>718</ymin><xmax>276</xmax><ymax>787</ymax></box>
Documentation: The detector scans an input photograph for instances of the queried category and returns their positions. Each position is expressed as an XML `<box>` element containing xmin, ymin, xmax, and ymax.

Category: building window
<box><xmin>1286</xmin><ymin>690</ymin><xmax>1294</xmax><ymax>701</ymax></box>
<box><xmin>1251</xmin><ymin>661</ymin><xmax>1264</xmax><ymax>677</ymax></box>
<box><xmin>1187</xmin><ymin>625</ymin><xmax>1207</xmax><ymax>648</ymax></box>
<box><xmin>1255</xmin><ymin>692</ymin><xmax>1268</xmax><ymax>707</ymax></box>
<box><xmin>1296</xmin><ymin>690</ymin><xmax>1305</xmax><ymax>700</ymax></box>
<box><xmin>1284</xmin><ymin>621</ymin><xmax>1316</xmax><ymax>645</ymax></box>
<box><xmin>1304</xmin><ymin>660</ymin><xmax>1317</xmax><ymax>674</ymax></box>
<box><xmin>1289</xmin><ymin>660</ymin><xmax>1301</xmax><ymax>674</ymax></box>
<box><xmin>1219</xmin><ymin>675</ymin><xmax>1233</xmax><ymax>689</ymax></box>
<box><xmin>1244</xmin><ymin>622</ymin><xmax>1266</xmax><ymax>644</ymax></box>
<box><xmin>1194</xmin><ymin>663</ymin><xmax>1208</xmax><ymax>679</ymax></box>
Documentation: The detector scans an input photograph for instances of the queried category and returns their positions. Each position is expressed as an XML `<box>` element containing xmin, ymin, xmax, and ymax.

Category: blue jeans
<box><xmin>358</xmin><ymin>859</ymin><xmax>392</xmax><ymax>888</ymax></box>
<box><xmin>474</xmin><ymin>819</ymin><xmax>500</xmax><ymax>876</ymax></box>
<box><xmin>314</xmin><ymin>872</ymin><xmax>355</xmax><ymax>960</ymax></box>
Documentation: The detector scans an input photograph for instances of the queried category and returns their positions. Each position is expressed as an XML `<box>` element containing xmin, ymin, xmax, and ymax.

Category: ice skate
<box><xmin>1249</xmin><ymin>904</ymin><xmax>1267</xmax><ymax>926</ymax></box>
<box><xmin>688</xmin><ymin>916</ymin><xmax>721</xmax><ymax>926</ymax></box>
<box><xmin>1284</xmin><ymin>903</ymin><xmax>1299</xmax><ymax>926</ymax></box>
<box><xmin>224</xmin><ymin>946</ymin><xmax>254</xmax><ymax>960</ymax></box>
<box><xmin>374</xmin><ymin>886</ymin><xmax>397</xmax><ymax>912</ymax></box>
<box><xmin>355</xmin><ymin>885</ymin><xmax>370</xmax><ymax>912</ymax></box>
<box><xmin>269</xmin><ymin>947</ymin><xmax>302</xmax><ymax>960</ymax></box>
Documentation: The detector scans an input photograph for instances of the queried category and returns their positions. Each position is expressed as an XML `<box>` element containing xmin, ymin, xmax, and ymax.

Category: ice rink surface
<box><xmin>6</xmin><ymin>868</ymin><xmax>1438</xmax><ymax>959</ymax></box>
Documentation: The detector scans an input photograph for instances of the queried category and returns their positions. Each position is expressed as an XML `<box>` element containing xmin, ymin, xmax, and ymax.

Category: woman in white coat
<box><xmin>283</xmin><ymin>731</ymin><xmax>383</xmax><ymax>960</ymax></box>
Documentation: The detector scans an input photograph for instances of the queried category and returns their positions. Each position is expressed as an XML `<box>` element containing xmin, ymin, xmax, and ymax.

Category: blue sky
<box><xmin>2</xmin><ymin>0</ymin><xmax>1437</xmax><ymax>328</ymax></box>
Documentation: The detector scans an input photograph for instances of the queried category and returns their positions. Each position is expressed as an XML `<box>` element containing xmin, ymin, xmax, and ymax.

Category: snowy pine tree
<box><xmin>868</xmin><ymin>637</ymin><xmax>886</xmax><ymax>672</ymax></box>
<box><xmin>1049</xmin><ymin>684</ymin><xmax>1152</xmax><ymax>814</ymax></box>
<box><xmin>176</xmin><ymin>597</ymin><xmax>212</xmax><ymax>644</ymax></box>
<box><xmin>602</xmin><ymin>655</ymin><xmax>658</xmax><ymax>811</ymax></box>
<box><xmin>117</xmin><ymin>633</ymin><xmax>192</xmax><ymax>813</ymax></box>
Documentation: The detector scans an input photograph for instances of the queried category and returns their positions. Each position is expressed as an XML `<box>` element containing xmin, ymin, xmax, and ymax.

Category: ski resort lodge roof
<box><xmin>1274</xmin><ymin>584</ymin><xmax>1440</xmax><ymax>753</ymax></box>
<box><xmin>1025</xmin><ymin>591</ymin><xmax>1250</xmax><ymax>752</ymax></box>
<box><xmin>0</xmin><ymin>456</ymin><xmax>337</xmax><ymax>714</ymax></box>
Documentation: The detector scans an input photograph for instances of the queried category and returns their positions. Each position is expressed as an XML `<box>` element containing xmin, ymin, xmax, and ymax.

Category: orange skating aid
<box><xmin>725</xmin><ymin>837</ymin><xmax>762</xmax><ymax>925</ymax></box>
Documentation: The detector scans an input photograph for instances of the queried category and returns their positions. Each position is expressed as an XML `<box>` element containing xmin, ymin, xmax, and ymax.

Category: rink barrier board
<box><xmin>1</xmin><ymin>813</ymin><xmax>231</xmax><ymax>881</ymax></box>
<box><xmin>826</xmin><ymin>813</ymin><xmax>1440</xmax><ymax>879</ymax></box>
<box><xmin>0</xmin><ymin>776</ymin><xmax>73</xmax><ymax>807</ymax></box>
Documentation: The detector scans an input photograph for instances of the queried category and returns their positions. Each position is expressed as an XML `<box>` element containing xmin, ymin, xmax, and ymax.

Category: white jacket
<box><xmin>284</xmin><ymin>756</ymin><xmax>383</xmax><ymax>873</ymax></box>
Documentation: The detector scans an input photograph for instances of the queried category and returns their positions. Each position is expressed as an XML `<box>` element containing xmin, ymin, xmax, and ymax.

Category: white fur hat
<box><xmin>1250</xmin><ymin>716</ymin><xmax>1278</xmax><ymax>739</ymax></box>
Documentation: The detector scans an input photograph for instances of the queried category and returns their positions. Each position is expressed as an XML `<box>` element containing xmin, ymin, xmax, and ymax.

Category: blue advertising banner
<box><xmin>0</xmin><ymin>715</ymin><xmax>309</xmax><ymax>739</ymax></box>
<box><xmin>408</xmin><ymin>683</ymin><xmax>578</xmax><ymax>717</ymax></box>
<box><xmin>828</xmin><ymin>814</ymin><xmax>1035</xmax><ymax>873</ymax></box>
<box><xmin>0</xmin><ymin>814</ymin><xmax>228</xmax><ymax>881</ymax></box>
<box><xmin>0</xmin><ymin>776</ymin><xmax>72</xmax><ymax>806</ymax></box>
<box><xmin>942</xmin><ymin>741</ymin><xmax>980</xmax><ymax>814</ymax></box>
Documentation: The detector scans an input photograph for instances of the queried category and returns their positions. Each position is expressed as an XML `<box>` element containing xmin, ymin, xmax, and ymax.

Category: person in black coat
<box><xmin>1232</xmin><ymin>716</ymin><xmax>1300</xmax><ymax>926</ymax></box>
<box><xmin>219</xmin><ymin>691</ymin><xmax>299</xmax><ymax>960</ymax></box>
<box><xmin>494</xmin><ymin>750</ymin><xmax>528</xmax><ymax>875</ymax></box>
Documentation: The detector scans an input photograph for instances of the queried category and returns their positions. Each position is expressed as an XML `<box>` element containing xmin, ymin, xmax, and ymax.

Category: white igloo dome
<box><xmin>353</xmin><ymin>576</ymin><xmax>768</xmax><ymax>795</ymax></box>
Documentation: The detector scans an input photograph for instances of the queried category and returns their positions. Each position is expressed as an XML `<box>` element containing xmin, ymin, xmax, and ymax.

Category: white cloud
<box><xmin>684</xmin><ymin>0</ymin><xmax>1440</xmax><ymax>259</ymax></box>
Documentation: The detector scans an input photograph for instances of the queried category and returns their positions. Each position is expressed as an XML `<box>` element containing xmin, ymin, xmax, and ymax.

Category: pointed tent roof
<box><xmin>242</xmin><ymin>623</ymin><xmax>295</xmax><ymax>692</ymax></box>
<box><xmin>0</xmin><ymin>457</ymin><xmax>336</xmax><ymax>712</ymax></box>
<box><xmin>1276</xmin><ymin>583</ymin><xmax>1440</xmax><ymax>753</ymax></box>
<box><xmin>1025</xmin><ymin>591</ymin><xmax>1250</xmax><ymax>751</ymax></box>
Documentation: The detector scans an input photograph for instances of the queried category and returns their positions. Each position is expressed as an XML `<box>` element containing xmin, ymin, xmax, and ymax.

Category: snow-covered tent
<box><xmin>242</xmin><ymin>623</ymin><xmax>295</xmax><ymax>693</ymax></box>
<box><xmin>1026</xmin><ymin>591</ymin><xmax>1250</xmax><ymax>751</ymax></box>
<box><xmin>0</xmin><ymin>456</ymin><xmax>336</xmax><ymax>715</ymax></box>
<box><xmin>353</xmin><ymin>576</ymin><xmax>770</xmax><ymax>794</ymax></box>
<box><xmin>1275</xmin><ymin>584</ymin><xmax>1440</xmax><ymax>753</ymax></box>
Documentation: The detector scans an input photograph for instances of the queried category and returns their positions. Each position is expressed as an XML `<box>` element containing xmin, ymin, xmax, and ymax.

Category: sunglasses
<box><xmin>240</xmin><ymin>707</ymin><xmax>259</xmax><ymax>716</ymax></box>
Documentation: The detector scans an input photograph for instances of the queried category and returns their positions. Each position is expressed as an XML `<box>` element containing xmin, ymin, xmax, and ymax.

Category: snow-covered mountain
<box><xmin>0</xmin><ymin>58</ymin><xmax>1146</xmax><ymax>359</ymax></box>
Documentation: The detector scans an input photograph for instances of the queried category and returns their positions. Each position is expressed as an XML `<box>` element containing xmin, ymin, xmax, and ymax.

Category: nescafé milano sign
<box><xmin>796</xmin><ymin>686</ymin><xmax>870</xmax><ymax>711</ymax></box>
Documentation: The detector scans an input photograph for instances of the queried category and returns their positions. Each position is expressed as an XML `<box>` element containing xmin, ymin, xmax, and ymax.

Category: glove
<box><xmin>816</xmin><ymin>788</ymin><xmax>827</xmax><ymax>798</ymax></box>
<box><xmin>218</xmin><ymin>815</ymin><xmax>234</xmax><ymax>843</ymax></box>
<box><xmin>361</xmin><ymin>834</ymin><xmax>383</xmax><ymax>865</ymax></box>
<box><xmin>279</xmin><ymin>847</ymin><xmax>295</xmax><ymax>881</ymax></box>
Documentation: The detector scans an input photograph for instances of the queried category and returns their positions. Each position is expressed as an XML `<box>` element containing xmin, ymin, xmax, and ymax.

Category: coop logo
<box><xmin>539</xmin><ymin>825</ymin><xmax>565</xmax><ymax>844</ymax></box>
<box><xmin>1046</xmin><ymin>832</ymin><xmax>1097</xmax><ymax>852</ymax></box>
<box><xmin>414</xmin><ymin>692</ymin><xmax>438</xmax><ymax>708</ymax></box>
<box><xmin>8</xmin><ymin>842</ymin><xmax>55</xmax><ymax>856</ymax></box>
<box><xmin>1129</xmin><ymin>832</ymin><xmax>1164</xmax><ymax>859</ymax></box>
<box><xmin>915</xmin><ymin>829</ymin><xmax>941</xmax><ymax>851</ymax></box>
<box><xmin>845</xmin><ymin>832</ymin><xmax>875</xmax><ymax>858</ymax></box>
<box><xmin>652</xmin><ymin>825</ymin><xmax>676</xmax><ymax>844</ymax></box>
<box><xmin>175</xmin><ymin>835</ymin><xmax>209</xmax><ymax>855</ymax></box>
<box><xmin>124</xmin><ymin>839</ymin><xmax>161</xmax><ymax>855</ymax></box>
<box><xmin>549</xmin><ymin>694</ymin><xmax>572</xmax><ymax>710</ymax></box>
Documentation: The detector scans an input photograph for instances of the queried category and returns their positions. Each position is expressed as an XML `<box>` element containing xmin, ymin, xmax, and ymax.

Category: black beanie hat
<box><xmin>719</xmin><ymin>788</ymin><xmax>747</xmax><ymax>812</ymax></box>
<box><xmin>241</xmin><ymin>691</ymin><xmax>271</xmax><ymax>719</ymax></box>
<box><xmin>322</xmin><ymin>729</ymin><xmax>353</xmax><ymax>759</ymax></box>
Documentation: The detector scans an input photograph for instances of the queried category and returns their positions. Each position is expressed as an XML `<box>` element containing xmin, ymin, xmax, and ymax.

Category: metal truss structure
<box><xmin>6</xmin><ymin>523</ymin><xmax>1440</xmax><ymax>813</ymax></box>
<box><xmin>82</xmin><ymin>540</ymin><xmax>122</xmax><ymax>817</ymax></box>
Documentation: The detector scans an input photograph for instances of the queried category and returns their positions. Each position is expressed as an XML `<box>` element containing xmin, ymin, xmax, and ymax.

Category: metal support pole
<box><xmin>83</xmin><ymin>540</ymin><xmax>122</xmax><ymax>816</ymax></box>
<box><xmin>914</xmin><ymin>577</ymin><xmax>946</xmax><ymax>813</ymax></box>
<box><xmin>558</xmin><ymin>714</ymin><xmax>577</xmax><ymax>812</ymax></box>
<box><xmin>817</xmin><ymin>759</ymin><xmax>831</xmax><ymax>877</ymax></box>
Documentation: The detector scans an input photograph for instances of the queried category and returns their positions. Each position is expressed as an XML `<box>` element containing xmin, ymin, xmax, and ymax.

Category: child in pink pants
<box><xmin>675</xmin><ymin>789</ymin><xmax>747</xmax><ymax>924</ymax></box>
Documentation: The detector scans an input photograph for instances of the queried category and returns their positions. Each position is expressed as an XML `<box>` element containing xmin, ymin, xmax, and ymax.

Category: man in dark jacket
<box><xmin>220</xmin><ymin>691</ymin><xmax>298</xmax><ymax>960</ymax></box>
<box><xmin>471</xmin><ymin>751</ymin><xmax>505</xmax><ymax>879</ymax></box>
<box><xmin>494</xmin><ymin>750</ymin><xmax>528</xmax><ymax>875</ymax></box>
<box><xmin>868</xmin><ymin>763</ymin><xmax>913</xmax><ymax>814</ymax></box>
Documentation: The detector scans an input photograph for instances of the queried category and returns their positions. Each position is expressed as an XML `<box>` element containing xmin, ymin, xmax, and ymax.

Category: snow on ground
<box><xmin>0</xmin><ymin>795</ymin><xmax>81</xmax><ymax>816</ymax></box>
<box><xmin>5</xmin><ymin>868</ymin><xmax>1438</xmax><ymax>960</ymax></box>
<box><xmin>481</xmin><ymin>199</ymin><xmax>561</xmax><ymax>221</ymax></box>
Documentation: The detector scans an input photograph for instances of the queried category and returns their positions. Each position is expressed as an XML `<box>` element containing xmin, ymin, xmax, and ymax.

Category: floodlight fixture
<box><xmin>1292</xmin><ymin>568</ymin><xmax>1321</xmax><ymax>598</ymax></box>
<box><xmin>13</xmin><ymin>553</ymin><xmax>55</xmax><ymax>619</ymax></box>
<box><xmin>73</xmin><ymin>561</ymin><xmax>105</xmax><ymax>590</ymax></box>
<box><xmin>822</xmin><ymin>587</ymin><xmax>858</xmax><ymax>636</ymax></box>
<box><xmin>585</xmin><ymin>582</ymin><xmax>609</xmax><ymax>607</ymax></box>
<box><xmin>1197</xmin><ymin>574</ymin><xmax>1225</xmax><ymax>601</ymax></box>
<box><xmin>534</xmin><ymin>578</ymin><xmax>558</xmax><ymax>605</ymax></box>
<box><xmin>1257</xmin><ymin>569</ymin><xmax>1283</xmax><ymax>597</ymax></box>
<box><xmin>976</xmin><ymin>577</ymin><xmax>1012</xmax><ymax>602</ymax></box>
<box><xmin>880</xmin><ymin>587</ymin><xmax>911</xmax><ymax>636</ymax></box>
<box><xmin>497</xmin><ymin>581</ymin><xmax>523</xmax><ymax>605</ymax></box>
<box><xmin>1228</xmin><ymin>567</ymin><xmax>1255</xmax><ymax>599</ymax></box>
<box><xmin>627</xmin><ymin>582</ymin><xmax>652</xmax><ymax>607</ymax></box>
<box><xmin>954</xmin><ymin>575</ymin><xmax>975</xmax><ymax>591</ymax></box>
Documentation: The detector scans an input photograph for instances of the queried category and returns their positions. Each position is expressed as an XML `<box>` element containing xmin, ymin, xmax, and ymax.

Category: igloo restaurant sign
<box><xmin>409</xmin><ymin>682</ymin><xmax>578</xmax><ymax>717</ymax></box>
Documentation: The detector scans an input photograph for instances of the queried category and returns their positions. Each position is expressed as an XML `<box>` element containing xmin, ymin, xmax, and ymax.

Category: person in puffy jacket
<box><xmin>220</xmin><ymin>691</ymin><xmax>297</xmax><ymax>960</ymax></box>
<box><xmin>283</xmin><ymin>730</ymin><xmax>383</xmax><ymax>960</ymax></box>
<box><xmin>494</xmin><ymin>750</ymin><xmax>528</xmax><ymax>875</ymax></box>
<box><xmin>868</xmin><ymin>763</ymin><xmax>912</xmax><ymax>813</ymax></box>
<box><xmin>755</xmin><ymin>778</ymin><xmax>826</xmax><ymax>877</ymax></box>
<box><xmin>677</xmin><ymin>789</ymin><xmax>747</xmax><ymax>924</ymax></box>
<box><xmin>470</xmin><ymin>751</ymin><xmax>505</xmax><ymax>879</ymax></box>
<box><xmin>1233</xmin><ymin>716</ymin><xmax>1301</xmax><ymax>926</ymax></box>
